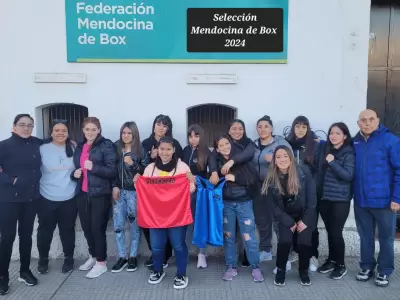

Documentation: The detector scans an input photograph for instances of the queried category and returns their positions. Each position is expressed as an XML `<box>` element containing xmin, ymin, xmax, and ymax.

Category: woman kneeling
<box><xmin>262</xmin><ymin>145</ymin><xmax>317</xmax><ymax>286</ymax></box>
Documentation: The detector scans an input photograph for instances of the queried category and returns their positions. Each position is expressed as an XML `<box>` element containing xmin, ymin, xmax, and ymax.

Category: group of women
<box><xmin>0</xmin><ymin>112</ymin><xmax>356</xmax><ymax>295</ymax></box>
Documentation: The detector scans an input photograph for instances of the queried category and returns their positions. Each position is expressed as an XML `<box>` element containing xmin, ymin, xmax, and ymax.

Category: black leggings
<box><xmin>319</xmin><ymin>201</ymin><xmax>350</xmax><ymax>265</ymax></box>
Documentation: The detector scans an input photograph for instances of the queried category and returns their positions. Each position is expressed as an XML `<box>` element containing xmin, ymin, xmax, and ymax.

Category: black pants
<box><xmin>311</xmin><ymin>201</ymin><xmax>320</xmax><ymax>258</ymax></box>
<box><xmin>141</xmin><ymin>227</ymin><xmax>172</xmax><ymax>262</ymax></box>
<box><xmin>76</xmin><ymin>192</ymin><xmax>111</xmax><ymax>262</ymax></box>
<box><xmin>0</xmin><ymin>201</ymin><xmax>37</xmax><ymax>278</ymax></box>
<box><xmin>276</xmin><ymin>222</ymin><xmax>313</xmax><ymax>271</ymax></box>
<box><xmin>319</xmin><ymin>200</ymin><xmax>350</xmax><ymax>265</ymax></box>
<box><xmin>37</xmin><ymin>197</ymin><xmax>78</xmax><ymax>260</ymax></box>
<box><xmin>253</xmin><ymin>186</ymin><xmax>273</xmax><ymax>252</ymax></box>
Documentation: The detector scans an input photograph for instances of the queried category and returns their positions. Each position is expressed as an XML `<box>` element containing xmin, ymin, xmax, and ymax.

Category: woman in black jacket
<box><xmin>0</xmin><ymin>114</ymin><xmax>42</xmax><ymax>294</ymax></box>
<box><xmin>141</xmin><ymin>114</ymin><xmax>182</xmax><ymax>268</ymax></box>
<box><xmin>111</xmin><ymin>121</ymin><xmax>149</xmax><ymax>273</ymax></box>
<box><xmin>214</xmin><ymin>135</ymin><xmax>264</xmax><ymax>282</ymax></box>
<box><xmin>262</xmin><ymin>145</ymin><xmax>317</xmax><ymax>286</ymax></box>
<box><xmin>286</xmin><ymin>115</ymin><xmax>320</xmax><ymax>270</ymax></box>
<box><xmin>183</xmin><ymin>124</ymin><xmax>214</xmax><ymax>268</ymax></box>
<box><xmin>71</xmin><ymin>117</ymin><xmax>116</xmax><ymax>279</ymax></box>
<box><xmin>316</xmin><ymin>122</ymin><xmax>355</xmax><ymax>279</ymax></box>
<box><xmin>209</xmin><ymin>119</ymin><xmax>255</xmax><ymax>266</ymax></box>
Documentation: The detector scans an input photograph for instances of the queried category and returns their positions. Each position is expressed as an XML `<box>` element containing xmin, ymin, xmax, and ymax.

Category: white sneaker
<box><xmin>197</xmin><ymin>254</ymin><xmax>207</xmax><ymax>269</ymax></box>
<box><xmin>86</xmin><ymin>262</ymin><xmax>108</xmax><ymax>279</ymax></box>
<box><xmin>79</xmin><ymin>256</ymin><xmax>96</xmax><ymax>271</ymax></box>
<box><xmin>309</xmin><ymin>256</ymin><xmax>318</xmax><ymax>272</ymax></box>
<box><xmin>273</xmin><ymin>261</ymin><xmax>292</xmax><ymax>274</ymax></box>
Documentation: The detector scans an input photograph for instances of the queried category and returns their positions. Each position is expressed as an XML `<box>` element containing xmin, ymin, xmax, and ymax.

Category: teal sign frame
<box><xmin>65</xmin><ymin>0</ymin><xmax>288</xmax><ymax>63</ymax></box>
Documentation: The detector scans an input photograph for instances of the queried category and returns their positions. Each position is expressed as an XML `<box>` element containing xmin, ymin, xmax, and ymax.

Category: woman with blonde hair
<box><xmin>262</xmin><ymin>145</ymin><xmax>317</xmax><ymax>286</ymax></box>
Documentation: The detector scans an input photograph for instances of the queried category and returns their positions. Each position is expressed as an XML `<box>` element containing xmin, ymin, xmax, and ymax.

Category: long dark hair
<box><xmin>324</xmin><ymin>122</ymin><xmax>352</xmax><ymax>155</ymax></box>
<box><xmin>151</xmin><ymin>114</ymin><xmax>173</xmax><ymax>138</ymax></box>
<box><xmin>287</xmin><ymin>116</ymin><xmax>315</xmax><ymax>165</ymax></box>
<box><xmin>188</xmin><ymin>124</ymin><xmax>208</xmax><ymax>171</ymax></box>
<box><xmin>156</xmin><ymin>136</ymin><xmax>178</xmax><ymax>166</ymax></box>
<box><xmin>228</xmin><ymin>119</ymin><xmax>251</xmax><ymax>147</ymax></box>
<box><xmin>46</xmin><ymin>120</ymin><xmax>74</xmax><ymax>157</ymax></box>
<box><xmin>118</xmin><ymin>121</ymin><xmax>142</xmax><ymax>157</ymax></box>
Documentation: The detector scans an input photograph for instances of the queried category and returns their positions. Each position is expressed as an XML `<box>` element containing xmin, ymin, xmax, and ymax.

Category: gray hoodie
<box><xmin>252</xmin><ymin>135</ymin><xmax>293</xmax><ymax>181</ymax></box>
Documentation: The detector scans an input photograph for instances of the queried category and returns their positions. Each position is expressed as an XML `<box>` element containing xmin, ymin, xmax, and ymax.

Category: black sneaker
<box><xmin>127</xmin><ymin>257</ymin><xmax>138</xmax><ymax>272</ymax></box>
<box><xmin>330</xmin><ymin>265</ymin><xmax>347</xmax><ymax>280</ymax></box>
<box><xmin>375</xmin><ymin>274</ymin><xmax>389</xmax><ymax>287</ymax></box>
<box><xmin>148</xmin><ymin>271</ymin><xmax>166</xmax><ymax>284</ymax></box>
<box><xmin>299</xmin><ymin>270</ymin><xmax>311</xmax><ymax>286</ymax></box>
<box><xmin>111</xmin><ymin>258</ymin><xmax>128</xmax><ymax>273</ymax></box>
<box><xmin>173</xmin><ymin>276</ymin><xmax>189</xmax><ymax>289</ymax></box>
<box><xmin>274</xmin><ymin>268</ymin><xmax>286</xmax><ymax>286</ymax></box>
<box><xmin>62</xmin><ymin>258</ymin><xmax>74</xmax><ymax>273</ymax></box>
<box><xmin>241</xmin><ymin>258</ymin><xmax>250</xmax><ymax>268</ymax></box>
<box><xmin>18</xmin><ymin>270</ymin><xmax>38</xmax><ymax>286</ymax></box>
<box><xmin>38</xmin><ymin>258</ymin><xmax>49</xmax><ymax>274</ymax></box>
<box><xmin>0</xmin><ymin>277</ymin><xmax>9</xmax><ymax>296</ymax></box>
<box><xmin>356</xmin><ymin>269</ymin><xmax>374</xmax><ymax>282</ymax></box>
<box><xmin>317</xmin><ymin>260</ymin><xmax>335</xmax><ymax>274</ymax></box>
<box><xmin>145</xmin><ymin>256</ymin><xmax>153</xmax><ymax>268</ymax></box>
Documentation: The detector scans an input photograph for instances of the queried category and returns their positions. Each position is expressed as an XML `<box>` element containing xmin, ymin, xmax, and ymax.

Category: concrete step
<box><xmin>11</xmin><ymin>203</ymin><xmax>400</xmax><ymax>260</ymax></box>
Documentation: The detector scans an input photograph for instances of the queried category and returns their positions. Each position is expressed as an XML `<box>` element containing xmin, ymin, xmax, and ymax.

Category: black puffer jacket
<box><xmin>71</xmin><ymin>136</ymin><xmax>117</xmax><ymax>197</ymax></box>
<box><xmin>264</xmin><ymin>165</ymin><xmax>317</xmax><ymax>228</ymax></box>
<box><xmin>216</xmin><ymin>153</ymin><xmax>258</xmax><ymax>202</ymax></box>
<box><xmin>112</xmin><ymin>140</ymin><xmax>149</xmax><ymax>190</ymax></box>
<box><xmin>316</xmin><ymin>144</ymin><xmax>355</xmax><ymax>201</ymax></box>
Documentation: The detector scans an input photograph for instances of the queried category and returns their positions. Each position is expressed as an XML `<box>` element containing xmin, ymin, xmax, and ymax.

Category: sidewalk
<box><xmin>4</xmin><ymin>256</ymin><xmax>400</xmax><ymax>300</ymax></box>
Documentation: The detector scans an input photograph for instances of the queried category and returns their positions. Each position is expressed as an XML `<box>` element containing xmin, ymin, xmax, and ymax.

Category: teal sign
<box><xmin>65</xmin><ymin>0</ymin><xmax>288</xmax><ymax>63</ymax></box>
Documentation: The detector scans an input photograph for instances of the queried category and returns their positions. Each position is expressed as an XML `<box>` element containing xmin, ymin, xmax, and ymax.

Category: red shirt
<box><xmin>80</xmin><ymin>144</ymin><xmax>90</xmax><ymax>192</ymax></box>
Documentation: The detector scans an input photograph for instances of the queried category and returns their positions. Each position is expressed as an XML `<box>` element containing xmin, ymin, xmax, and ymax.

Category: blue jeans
<box><xmin>150</xmin><ymin>226</ymin><xmax>188</xmax><ymax>276</ymax></box>
<box><xmin>354</xmin><ymin>205</ymin><xmax>396</xmax><ymax>276</ymax></box>
<box><xmin>223</xmin><ymin>200</ymin><xmax>260</xmax><ymax>268</ymax></box>
<box><xmin>113</xmin><ymin>190</ymin><xmax>141</xmax><ymax>258</ymax></box>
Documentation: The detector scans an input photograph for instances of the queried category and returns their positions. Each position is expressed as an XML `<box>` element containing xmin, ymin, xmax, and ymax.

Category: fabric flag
<box><xmin>207</xmin><ymin>178</ymin><xmax>225</xmax><ymax>247</ymax></box>
<box><xmin>136</xmin><ymin>173</ymin><xmax>193</xmax><ymax>228</ymax></box>
<box><xmin>192</xmin><ymin>176</ymin><xmax>211</xmax><ymax>248</ymax></box>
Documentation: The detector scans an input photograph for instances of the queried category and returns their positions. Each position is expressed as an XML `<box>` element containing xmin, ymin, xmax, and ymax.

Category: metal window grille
<box><xmin>42</xmin><ymin>104</ymin><xmax>88</xmax><ymax>142</ymax></box>
<box><xmin>187</xmin><ymin>104</ymin><xmax>237</xmax><ymax>147</ymax></box>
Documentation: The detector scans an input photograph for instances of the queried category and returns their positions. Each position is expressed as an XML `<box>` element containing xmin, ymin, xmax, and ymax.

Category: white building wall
<box><xmin>0</xmin><ymin>0</ymin><xmax>370</xmax><ymax>143</ymax></box>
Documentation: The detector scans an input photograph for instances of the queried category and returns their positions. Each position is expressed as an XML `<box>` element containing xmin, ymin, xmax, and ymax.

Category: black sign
<box><xmin>187</xmin><ymin>8</ymin><xmax>284</xmax><ymax>53</ymax></box>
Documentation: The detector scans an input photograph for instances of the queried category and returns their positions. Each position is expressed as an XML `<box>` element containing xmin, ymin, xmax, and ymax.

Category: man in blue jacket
<box><xmin>353</xmin><ymin>109</ymin><xmax>400</xmax><ymax>287</ymax></box>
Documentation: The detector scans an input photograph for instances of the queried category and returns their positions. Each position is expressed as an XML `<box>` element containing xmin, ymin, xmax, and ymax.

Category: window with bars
<box><xmin>42</xmin><ymin>104</ymin><xmax>89</xmax><ymax>142</ymax></box>
<box><xmin>187</xmin><ymin>104</ymin><xmax>237</xmax><ymax>147</ymax></box>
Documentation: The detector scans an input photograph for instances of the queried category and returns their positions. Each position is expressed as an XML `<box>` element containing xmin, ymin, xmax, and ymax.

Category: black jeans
<box><xmin>0</xmin><ymin>201</ymin><xmax>37</xmax><ymax>278</ymax></box>
<box><xmin>76</xmin><ymin>192</ymin><xmax>111</xmax><ymax>262</ymax></box>
<box><xmin>276</xmin><ymin>222</ymin><xmax>313</xmax><ymax>271</ymax></box>
<box><xmin>311</xmin><ymin>201</ymin><xmax>320</xmax><ymax>258</ymax></box>
<box><xmin>141</xmin><ymin>227</ymin><xmax>173</xmax><ymax>263</ymax></box>
<box><xmin>37</xmin><ymin>197</ymin><xmax>78</xmax><ymax>260</ymax></box>
<box><xmin>319</xmin><ymin>200</ymin><xmax>350</xmax><ymax>265</ymax></box>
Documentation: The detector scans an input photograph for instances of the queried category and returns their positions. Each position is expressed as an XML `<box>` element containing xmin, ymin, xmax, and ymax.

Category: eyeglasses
<box><xmin>16</xmin><ymin>123</ymin><xmax>34</xmax><ymax>129</ymax></box>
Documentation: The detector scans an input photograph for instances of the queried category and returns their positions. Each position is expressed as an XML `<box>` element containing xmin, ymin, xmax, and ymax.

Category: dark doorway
<box><xmin>187</xmin><ymin>104</ymin><xmax>237</xmax><ymax>147</ymax></box>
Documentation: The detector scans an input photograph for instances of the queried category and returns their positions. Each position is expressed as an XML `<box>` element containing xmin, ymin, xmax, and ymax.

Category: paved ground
<box><xmin>4</xmin><ymin>256</ymin><xmax>400</xmax><ymax>300</ymax></box>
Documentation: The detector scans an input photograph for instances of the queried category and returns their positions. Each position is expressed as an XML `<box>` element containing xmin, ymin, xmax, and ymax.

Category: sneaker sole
<box><xmin>375</xmin><ymin>281</ymin><xmax>389</xmax><ymax>287</ymax></box>
<box><xmin>318</xmin><ymin>268</ymin><xmax>335</xmax><ymax>274</ymax></box>
<box><xmin>173</xmin><ymin>278</ymin><xmax>189</xmax><ymax>290</ymax></box>
<box><xmin>86</xmin><ymin>269</ymin><xmax>108</xmax><ymax>279</ymax></box>
<box><xmin>274</xmin><ymin>281</ymin><xmax>285</xmax><ymax>286</ymax></box>
<box><xmin>17</xmin><ymin>277</ymin><xmax>36</xmax><ymax>286</ymax></box>
<box><xmin>111</xmin><ymin>263</ymin><xmax>128</xmax><ymax>273</ymax></box>
<box><xmin>300</xmin><ymin>281</ymin><xmax>311</xmax><ymax>286</ymax></box>
<box><xmin>331</xmin><ymin>270</ymin><xmax>348</xmax><ymax>280</ymax></box>
<box><xmin>79</xmin><ymin>265</ymin><xmax>96</xmax><ymax>271</ymax></box>
<box><xmin>253</xmin><ymin>277</ymin><xmax>265</xmax><ymax>282</ymax></box>
<box><xmin>37</xmin><ymin>270</ymin><xmax>48</xmax><ymax>275</ymax></box>
<box><xmin>222</xmin><ymin>272</ymin><xmax>238</xmax><ymax>281</ymax></box>
<box><xmin>148</xmin><ymin>272</ymin><xmax>166</xmax><ymax>284</ymax></box>
<box><xmin>356</xmin><ymin>275</ymin><xmax>373</xmax><ymax>282</ymax></box>
<box><xmin>127</xmin><ymin>267</ymin><xmax>138</xmax><ymax>272</ymax></box>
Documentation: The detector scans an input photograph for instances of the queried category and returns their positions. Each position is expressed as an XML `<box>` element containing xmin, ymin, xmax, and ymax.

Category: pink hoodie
<box><xmin>143</xmin><ymin>159</ymin><xmax>196</xmax><ymax>193</ymax></box>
